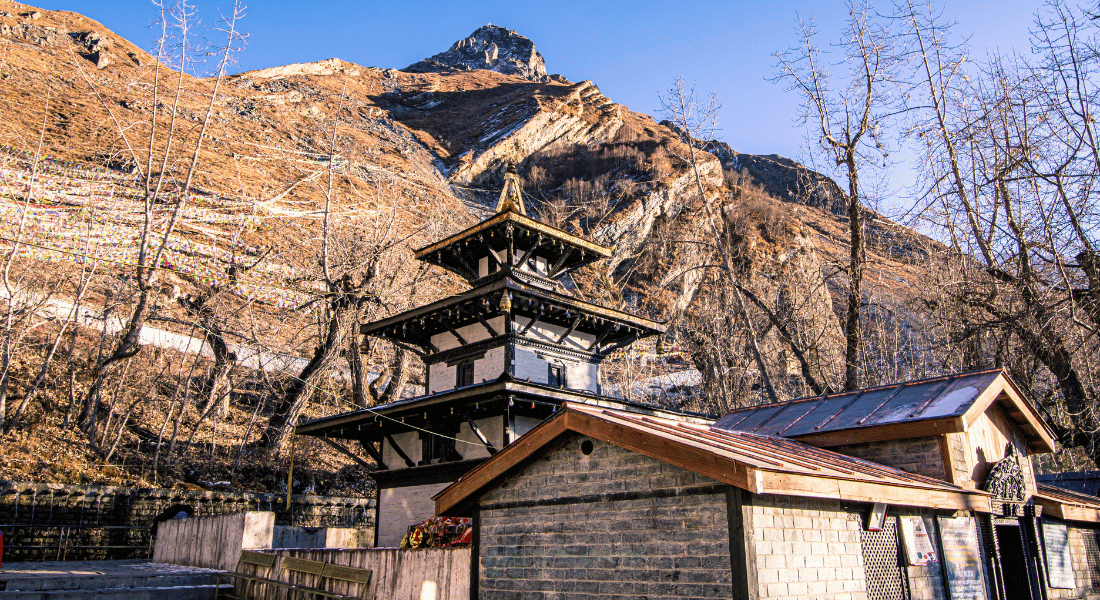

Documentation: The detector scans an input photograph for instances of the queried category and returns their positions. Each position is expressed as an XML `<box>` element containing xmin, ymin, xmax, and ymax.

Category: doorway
<box><xmin>995</xmin><ymin>524</ymin><xmax>1035</xmax><ymax>600</ymax></box>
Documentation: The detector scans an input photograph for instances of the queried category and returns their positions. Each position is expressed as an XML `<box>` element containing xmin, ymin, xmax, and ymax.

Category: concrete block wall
<box><xmin>750</xmin><ymin>495</ymin><xmax>868</xmax><ymax>600</ymax></box>
<box><xmin>828</xmin><ymin>437</ymin><xmax>947</xmax><ymax>481</ymax></box>
<box><xmin>477</xmin><ymin>435</ymin><xmax>732</xmax><ymax>600</ymax></box>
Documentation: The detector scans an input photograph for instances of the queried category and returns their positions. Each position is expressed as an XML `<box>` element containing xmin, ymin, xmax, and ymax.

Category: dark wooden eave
<box><xmin>414</xmin><ymin>210</ymin><xmax>612</xmax><ymax>283</ymax></box>
<box><xmin>359</xmin><ymin>273</ymin><xmax>665</xmax><ymax>353</ymax></box>
<box><xmin>294</xmin><ymin>379</ymin><xmax>711</xmax><ymax>441</ymax></box>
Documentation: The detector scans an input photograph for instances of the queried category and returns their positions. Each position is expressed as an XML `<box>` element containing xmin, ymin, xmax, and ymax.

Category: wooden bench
<box><xmin>215</xmin><ymin>552</ymin><xmax>372</xmax><ymax>600</ymax></box>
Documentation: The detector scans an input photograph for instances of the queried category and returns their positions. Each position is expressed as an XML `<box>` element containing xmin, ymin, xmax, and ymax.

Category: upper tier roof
<box><xmin>713</xmin><ymin>368</ymin><xmax>1055</xmax><ymax>453</ymax></box>
<box><xmin>414</xmin><ymin>165</ymin><xmax>612</xmax><ymax>284</ymax></box>
<box><xmin>414</xmin><ymin>209</ymin><xmax>612</xmax><ymax>283</ymax></box>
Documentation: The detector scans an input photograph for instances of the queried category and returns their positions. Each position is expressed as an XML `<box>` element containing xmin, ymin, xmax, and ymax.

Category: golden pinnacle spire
<box><xmin>494</xmin><ymin>163</ymin><xmax>527</xmax><ymax>215</ymax></box>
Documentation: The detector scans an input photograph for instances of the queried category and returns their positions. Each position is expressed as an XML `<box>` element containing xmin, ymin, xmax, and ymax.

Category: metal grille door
<box><xmin>1084</xmin><ymin>529</ymin><xmax>1100</xmax><ymax>590</ymax></box>
<box><xmin>861</xmin><ymin>518</ymin><xmax>910</xmax><ymax>600</ymax></box>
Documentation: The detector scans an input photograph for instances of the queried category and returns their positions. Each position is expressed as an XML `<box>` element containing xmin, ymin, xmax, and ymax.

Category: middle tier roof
<box><xmin>361</xmin><ymin>272</ymin><xmax>665</xmax><ymax>355</ymax></box>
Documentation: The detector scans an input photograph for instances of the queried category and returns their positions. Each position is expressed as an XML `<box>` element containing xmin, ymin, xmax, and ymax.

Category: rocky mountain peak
<box><xmin>405</xmin><ymin>24</ymin><xmax>549</xmax><ymax>82</ymax></box>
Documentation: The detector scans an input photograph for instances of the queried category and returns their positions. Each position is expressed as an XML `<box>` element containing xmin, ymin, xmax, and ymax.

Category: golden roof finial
<box><xmin>495</xmin><ymin>163</ymin><xmax>527</xmax><ymax>215</ymax></box>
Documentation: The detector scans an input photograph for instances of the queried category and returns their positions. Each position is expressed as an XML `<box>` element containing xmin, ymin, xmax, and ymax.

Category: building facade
<box><xmin>295</xmin><ymin>166</ymin><xmax>701</xmax><ymax>547</ymax></box>
<box><xmin>437</xmin><ymin>370</ymin><xmax>1100</xmax><ymax>600</ymax></box>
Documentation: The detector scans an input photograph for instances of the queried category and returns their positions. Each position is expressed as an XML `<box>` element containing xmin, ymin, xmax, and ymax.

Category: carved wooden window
<box><xmin>548</xmin><ymin>363</ymin><xmax>563</xmax><ymax>388</ymax></box>
<box><xmin>456</xmin><ymin>360</ymin><xmax>474</xmax><ymax>388</ymax></box>
<box><xmin>861</xmin><ymin>517</ymin><xmax>910</xmax><ymax>600</ymax></box>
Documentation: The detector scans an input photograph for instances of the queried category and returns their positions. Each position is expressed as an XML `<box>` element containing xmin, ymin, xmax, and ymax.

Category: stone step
<box><xmin>0</xmin><ymin>583</ymin><xmax>230</xmax><ymax>599</ymax></box>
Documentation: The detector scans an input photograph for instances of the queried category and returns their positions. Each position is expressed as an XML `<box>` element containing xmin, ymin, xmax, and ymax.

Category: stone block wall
<box><xmin>477</xmin><ymin>435</ymin><xmax>732</xmax><ymax>600</ymax></box>
<box><xmin>0</xmin><ymin>480</ymin><xmax>373</xmax><ymax>562</ymax></box>
<box><xmin>750</xmin><ymin>495</ymin><xmax>868</xmax><ymax>600</ymax></box>
<box><xmin>829</xmin><ymin>437</ymin><xmax>946</xmax><ymax>481</ymax></box>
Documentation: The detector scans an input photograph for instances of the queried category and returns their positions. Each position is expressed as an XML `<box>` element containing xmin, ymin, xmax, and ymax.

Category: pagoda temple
<box><xmin>295</xmin><ymin>166</ymin><xmax>689</xmax><ymax>547</ymax></box>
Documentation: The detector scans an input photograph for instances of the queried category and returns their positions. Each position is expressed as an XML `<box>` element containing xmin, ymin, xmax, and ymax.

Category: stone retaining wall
<box><xmin>0</xmin><ymin>480</ymin><xmax>374</xmax><ymax>562</ymax></box>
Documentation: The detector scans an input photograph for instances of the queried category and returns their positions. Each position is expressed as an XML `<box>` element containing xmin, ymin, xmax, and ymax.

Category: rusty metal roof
<box><xmin>1035</xmin><ymin>484</ymin><xmax>1100</xmax><ymax>509</ymax></box>
<box><xmin>1034</xmin><ymin>483</ymin><xmax>1100</xmax><ymax>523</ymax></box>
<box><xmin>712</xmin><ymin>369</ymin><xmax>1055</xmax><ymax>452</ymax></box>
<box><xmin>434</xmin><ymin>402</ymin><xmax>992</xmax><ymax>516</ymax></box>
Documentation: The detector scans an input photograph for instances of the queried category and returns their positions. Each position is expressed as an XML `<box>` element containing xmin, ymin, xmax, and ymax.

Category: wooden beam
<box><xmin>518</xmin><ymin>306</ymin><xmax>543</xmax><ymax>336</ymax></box>
<box><xmin>386</xmin><ymin>339</ymin><xmax>430</xmax><ymax>358</ymax></box>
<box><xmin>318</xmin><ymin>436</ymin><xmax>376</xmax><ymax>472</ymax></box>
<box><xmin>385</xmin><ymin>434</ymin><xmax>416</xmax><ymax>468</ymax></box>
<box><xmin>587</xmin><ymin>323</ymin><xmax>615</xmax><ymax>351</ymax></box>
<box><xmin>513</xmin><ymin>233</ymin><xmax>543</xmax><ymax>268</ymax></box>
<box><xmin>556</xmin><ymin>315</ymin><xmax>583</xmax><ymax>344</ymax></box>
<box><xmin>479</xmin><ymin>237</ymin><xmax>502</xmax><ymax>266</ymax></box>
<box><xmin>437</xmin><ymin>412</ymin><xmax>570</xmax><ymax>515</ymax></box>
<box><xmin>547</xmin><ymin>247</ymin><xmax>575</xmax><ymax>279</ymax></box>
<box><xmin>357</xmin><ymin>438</ymin><xmax>388</xmax><ymax>470</ymax></box>
<box><xmin>791</xmin><ymin>415</ymin><xmax>965</xmax><ymax>448</ymax></box>
<box><xmin>477</xmin><ymin>314</ymin><xmax>499</xmax><ymax>338</ymax></box>
<box><xmin>754</xmin><ymin>470</ymin><xmax>991</xmax><ymax>512</ymax></box>
<box><xmin>598</xmin><ymin>332</ymin><xmax>639</xmax><ymax>358</ymax></box>
<box><xmin>463</xmin><ymin>414</ymin><xmax>498</xmax><ymax>455</ymax></box>
<box><xmin>444</xmin><ymin>322</ymin><xmax>468</xmax><ymax>346</ymax></box>
<box><xmin>446</xmin><ymin>248</ymin><xmax>480</xmax><ymax>281</ymax></box>
<box><xmin>938</xmin><ymin>435</ymin><xmax>958</xmax><ymax>485</ymax></box>
<box><xmin>565</xmin><ymin>409</ymin><xmax>757</xmax><ymax>492</ymax></box>
<box><xmin>727</xmin><ymin>487</ymin><xmax>759</xmax><ymax>600</ymax></box>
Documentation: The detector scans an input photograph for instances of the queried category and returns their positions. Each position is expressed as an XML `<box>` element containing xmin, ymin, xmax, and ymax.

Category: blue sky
<box><xmin>43</xmin><ymin>0</ymin><xmax>1040</xmax><ymax>204</ymax></box>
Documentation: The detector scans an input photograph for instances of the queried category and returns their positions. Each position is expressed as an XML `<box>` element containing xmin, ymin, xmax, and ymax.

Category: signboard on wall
<box><xmin>937</xmin><ymin>516</ymin><xmax>988</xmax><ymax>600</ymax></box>
<box><xmin>1042</xmin><ymin>519</ymin><xmax>1076</xmax><ymax>589</ymax></box>
<box><xmin>900</xmin><ymin>516</ymin><xmax>939</xmax><ymax>566</ymax></box>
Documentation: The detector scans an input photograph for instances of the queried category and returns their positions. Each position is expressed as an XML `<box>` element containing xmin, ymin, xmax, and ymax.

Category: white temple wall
<box><xmin>376</xmin><ymin>482</ymin><xmax>449</xmax><ymax>548</ymax></box>
<box><xmin>473</xmin><ymin>346</ymin><xmax>506</xmax><ymax>384</ymax></box>
<box><xmin>566</xmin><ymin>361</ymin><xmax>599</xmax><ymax>393</ymax></box>
<box><xmin>512</xmin><ymin>415</ymin><xmax>544</xmax><ymax>442</ymax></box>
<box><xmin>456</xmin><ymin>416</ymin><xmax>504</xmax><ymax>460</ymax></box>
<box><xmin>430</xmin><ymin>317</ymin><xmax>504</xmax><ymax>352</ymax></box>
<box><xmin>382</xmin><ymin>431</ymin><xmax>423</xmax><ymax>467</ymax></box>
<box><xmin>477</xmin><ymin>251</ymin><xmax>505</xmax><ymax>278</ymax></box>
<box><xmin>514</xmin><ymin>348</ymin><xmax>549</xmax><ymax>384</ymax></box>
<box><xmin>428</xmin><ymin>362</ymin><xmax>455</xmax><ymax>394</ymax></box>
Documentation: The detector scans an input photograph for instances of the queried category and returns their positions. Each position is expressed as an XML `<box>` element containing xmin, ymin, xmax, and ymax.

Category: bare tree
<box><xmin>774</xmin><ymin>0</ymin><xmax>902</xmax><ymax>390</ymax></box>
<box><xmin>659</xmin><ymin>77</ymin><xmax>780</xmax><ymax>405</ymax></box>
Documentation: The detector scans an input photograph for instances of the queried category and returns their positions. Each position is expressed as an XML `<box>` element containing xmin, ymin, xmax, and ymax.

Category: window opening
<box><xmin>420</xmin><ymin>424</ymin><xmax>461</xmax><ymax>465</ymax></box>
<box><xmin>548</xmin><ymin>363</ymin><xmax>563</xmax><ymax>388</ymax></box>
<box><xmin>457</xmin><ymin>361</ymin><xmax>474</xmax><ymax>388</ymax></box>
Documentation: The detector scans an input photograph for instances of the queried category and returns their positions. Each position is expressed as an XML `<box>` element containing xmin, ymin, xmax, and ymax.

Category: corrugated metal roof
<box><xmin>594</xmin><ymin>406</ymin><xmax>976</xmax><ymax>493</ymax></box>
<box><xmin>714</xmin><ymin>369</ymin><xmax>1005</xmax><ymax>438</ymax></box>
<box><xmin>434</xmin><ymin>402</ymin><xmax>991</xmax><ymax>516</ymax></box>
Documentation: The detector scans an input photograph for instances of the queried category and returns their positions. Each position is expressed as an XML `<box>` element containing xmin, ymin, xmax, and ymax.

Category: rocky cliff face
<box><xmin>0</xmin><ymin>1</ymin><xmax>933</xmax><ymax>410</ymax></box>
<box><xmin>405</xmin><ymin>25</ymin><xmax>549</xmax><ymax>82</ymax></box>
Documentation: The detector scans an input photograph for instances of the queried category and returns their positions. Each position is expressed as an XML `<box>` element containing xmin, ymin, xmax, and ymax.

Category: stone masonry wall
<box><xmin>477</xmin><ymin>435</ymin><xmax>732</xmax><ymax>600</ymax></box>
<box><xmin>751</xmin><ymin>495</ymin><xmax>868</xmax><ymax>600</ymax></box>
<box><xmin>0</xmin><ymin>481</ymin><xmax>373</xmax><ymax>562</ymax></box>
<box><xmin>828</xmin><ymin>437</ymin><xmax>946</xmax><ymax>481</ymax></box>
